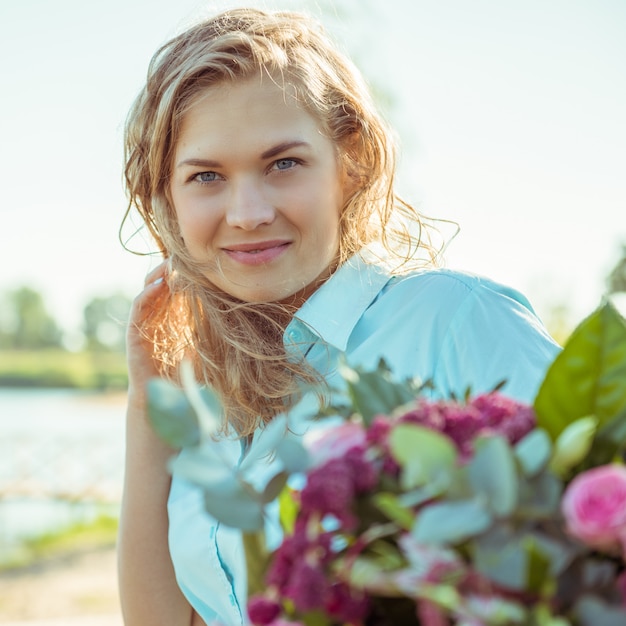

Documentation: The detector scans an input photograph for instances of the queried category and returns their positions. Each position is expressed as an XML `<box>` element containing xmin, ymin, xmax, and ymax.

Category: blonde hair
<box><xmin>122</xmin><ymin>8</ymin><xmax>440</xmax><ymax>435</ymax></box>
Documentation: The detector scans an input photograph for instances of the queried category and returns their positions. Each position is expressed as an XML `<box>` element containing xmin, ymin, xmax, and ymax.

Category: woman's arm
<box><xmin>117</xmin><ymin>263</ymin><xmax>198</xmax><ymax>625</ymax></box>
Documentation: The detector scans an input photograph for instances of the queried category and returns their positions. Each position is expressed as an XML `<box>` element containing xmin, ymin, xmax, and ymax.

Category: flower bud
<box><xmin>550</xmin><ymin>415</ymin><xmax>597</xmax><ymax>476</ymax></box>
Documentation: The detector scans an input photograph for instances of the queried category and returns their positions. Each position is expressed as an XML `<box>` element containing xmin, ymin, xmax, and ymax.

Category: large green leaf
<box><xmin>147</xmin><ymin>378</ymin><xmax>200</xmax><ymax>448</ymax></box>
<box><xmin>388</xmin><ymin>423</ymin><xmax>458</xmax><ymax>491</ymax></box>
<box><xmin>534</xmin><ymin>301</ymin><xmax>626</xmax><ymax>441</ymax></box>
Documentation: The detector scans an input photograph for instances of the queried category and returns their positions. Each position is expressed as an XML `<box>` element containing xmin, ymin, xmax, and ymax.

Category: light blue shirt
<box><xmin>167</xmin><ymin>256</ymin><xmax>560</xmax><ymax>625</ymax></box>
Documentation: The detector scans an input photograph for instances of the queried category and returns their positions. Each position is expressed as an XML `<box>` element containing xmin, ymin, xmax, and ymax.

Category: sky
<box><xmin>1</xmin><ymin>0</ymin><xmax>625</xmax><ymax>336</ymax></box>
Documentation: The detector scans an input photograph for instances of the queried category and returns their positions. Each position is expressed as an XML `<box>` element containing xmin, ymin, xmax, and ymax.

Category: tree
<box><xmin>0</xmin><ymin>286</ymin><xmax>62</xmax><ymax>349</ymax></box>
<box><xmin>83</xmin><ymin>292</ymin><xmax>132</xmax><ymax>352</ymax></box>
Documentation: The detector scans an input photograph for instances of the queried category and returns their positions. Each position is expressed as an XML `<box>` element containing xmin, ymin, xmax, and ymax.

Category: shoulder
<box><xmin>376</xmin><ymin>266</ymin><xmax>538</xmax><ymax>319</ymax></box>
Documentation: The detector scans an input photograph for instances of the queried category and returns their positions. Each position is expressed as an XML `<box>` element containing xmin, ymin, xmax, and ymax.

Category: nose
<box><xmin>225</xmin><ymin>179</ymin><xmax>276</xmax><ymax>230</ymax></box>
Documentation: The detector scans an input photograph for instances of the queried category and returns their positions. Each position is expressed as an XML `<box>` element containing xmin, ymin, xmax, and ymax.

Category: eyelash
<box><xmin>190</xmin><ymin>158</ymin><xmax>302</xmax><ymax>185</ymax></box>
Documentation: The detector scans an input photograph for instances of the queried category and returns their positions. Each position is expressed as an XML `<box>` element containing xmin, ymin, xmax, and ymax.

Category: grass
<box><xmin>0</xmin><ymin>349</ymin><xmax>128</xmax><ymax>390</ymax></box>
<box><xmin>0</xmin><ymin>513</ymin><xmax>119</xmax><ymax>572</ymax></box>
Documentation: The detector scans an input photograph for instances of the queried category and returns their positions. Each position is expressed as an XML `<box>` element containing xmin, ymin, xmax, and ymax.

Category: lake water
<box><xmin>0</xmin><ymin>388</ymin><xmax>126</xmax><ymax>558</ymax></box>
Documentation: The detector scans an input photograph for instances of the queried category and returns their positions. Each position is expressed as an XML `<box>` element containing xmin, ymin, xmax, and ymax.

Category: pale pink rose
<box><xmin>561</xmin><ymin>464</ymin><xmax>626</xmax><ymax>553</ymax></box>
<box><xmin>305</xmin><ymin>422</ymin><xmax>366</xmax><ymax>467</ymax></box>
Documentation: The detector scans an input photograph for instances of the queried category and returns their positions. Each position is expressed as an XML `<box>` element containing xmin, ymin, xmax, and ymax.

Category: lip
<box><xmin>222</xmin><ymin>240</ymin><xmax>291</xmax><ymax>266</ymax></box>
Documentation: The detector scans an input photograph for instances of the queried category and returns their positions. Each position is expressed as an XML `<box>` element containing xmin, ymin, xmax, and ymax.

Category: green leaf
<box><xmin>534</xmin><ymin>301</ymin><xmax>626</xmax><ymax>442</ymax></box>
<box><xmin>515</xmin><ymin>428</ymin><xmax>552</xmax><ymax>477</ymax></box>
<box><xmin>412</xmin><ymin>498</ymin><xmax>492</xmax><ymax>545</ymax></box>
<box><xmin>261</xmin><ymin>471</ymin><xmax>288</xmax><ymax>504</ymax></box>
<box><xmin>517</xmin><ymin>470</ymin><xmax>563</xmax><ymax>518</ymax></box>
<box><xmin>467</xmin><ymin>436</ymin><xmax>518</xmax><ymax>517</ymax></box>
<box><xmin>372</xmin><ymin>492</ymin><xmax>415</xmax><ymax>530</ymax></box>
<box><xmin>275</xmin><ymin>436</ymin><xmax>311</xmax><ymax>473</ymax></box>
<box><xmin>389</xmin><ymin>423</ymin><xmax>458</xmax><ymax>490</ymax></box>
<box><xmin>575</xmin><ymin>595</ymin><xmax>626</xmax><ymax>626</ymax></box>
<box><xmin>169</xmin><ymin>446</ymin><xmax>238</xmax><ymax>493</ymax></box>
<box><xmin>340</xmin><ymin>359</ymin><xmax>427</xmax><ymax>425</ymax></box>
<box><xmin>239</xmin><ymin>415</ymin><xmax>288</xmax><ymax>473</ymax></box>
<box><xmin>278</xmin><ymin>485</ymin><xmax>299</xmax><ymax>535</ymax></box>
<box><xmin>473</xmin><ymin>526</ymin><xmax>550</xmax><ymax>592</ymax></box>
<box><xmin>147</xmin><ymin>378</ymin><xmax>200</xmax><ymax>448</ymax></box>
<box><xmin>202</xmin><ymin>486</ymin><xmax>264</xmax><ymax>531</ymax></box>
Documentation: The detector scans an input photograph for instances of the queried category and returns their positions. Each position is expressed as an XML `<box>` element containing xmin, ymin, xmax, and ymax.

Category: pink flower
<box><xmin>306</xmin><ymin>422</ymin><xmax>367</xmax><ymax>467</ymax></box>
<box><xmin>562</xmin><ymin>464</ymin><xmax>626</xmax><ymax>553</ymax></box>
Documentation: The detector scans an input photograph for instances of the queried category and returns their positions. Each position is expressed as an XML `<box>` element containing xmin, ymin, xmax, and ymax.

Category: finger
<box><xmin>143</xmin><ymin>259</ymin><xmax>169</xmax><ymax>287</ymax></box>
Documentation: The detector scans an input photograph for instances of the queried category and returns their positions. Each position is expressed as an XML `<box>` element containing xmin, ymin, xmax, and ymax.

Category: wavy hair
<box><xmin>122</xmin><ymin>8</ymin><xmax>441</xmax><ymax>435</ymax></box>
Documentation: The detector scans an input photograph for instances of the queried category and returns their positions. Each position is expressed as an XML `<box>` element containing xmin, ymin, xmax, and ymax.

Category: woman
<box><xmin>118</xmin><ymin>8</ymin><xmax>560</xmax><ymax>626</ymax></box>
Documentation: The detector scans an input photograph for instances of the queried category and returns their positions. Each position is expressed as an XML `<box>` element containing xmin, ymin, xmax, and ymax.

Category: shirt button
<box><xmin>288</xmin><ymin>329</ymin><xmax>303</xmax><ymax>343</ymax></box>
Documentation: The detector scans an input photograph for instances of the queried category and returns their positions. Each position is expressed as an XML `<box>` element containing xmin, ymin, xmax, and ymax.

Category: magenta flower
<box><xmin>247</xmin><ymin>596</ymin><xmax>282</xmax><ymax>625</ymax></box>
<box><xmin>562</xmin><ymin>464</ymin><xmax>626</xmax><ymax>554</ymax></box>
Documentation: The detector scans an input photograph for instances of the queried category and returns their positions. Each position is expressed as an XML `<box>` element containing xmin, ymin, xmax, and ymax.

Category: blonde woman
<box><xmin>118</xmin><ymin>8</ymin><xmax>559</xmax><ymax>626</ymax></box>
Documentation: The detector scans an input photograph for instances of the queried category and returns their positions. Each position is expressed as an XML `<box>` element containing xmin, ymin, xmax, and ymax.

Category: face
<box><xmin>170</xmin><ymin>75</ymin><xmax>348</xmax><ymax>305</ymax></box>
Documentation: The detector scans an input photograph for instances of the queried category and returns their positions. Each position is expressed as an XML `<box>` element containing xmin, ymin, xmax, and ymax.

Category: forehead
<box><xmin>175</xmin><ymin>75</ymin><xmax>328</xmax><ymax>157</ymax></box>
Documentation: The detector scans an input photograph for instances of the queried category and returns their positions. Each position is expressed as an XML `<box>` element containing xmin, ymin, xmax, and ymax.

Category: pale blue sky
<box><xmin>1</xmin><ymin>0</ymin><xmax>624</xmax><ymax>334</ymax></box>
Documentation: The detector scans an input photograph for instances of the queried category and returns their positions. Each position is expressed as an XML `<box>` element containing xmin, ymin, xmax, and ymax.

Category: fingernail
<box><xmin>152</xmin><ymin>277</ymin><xmax>164</xmax><ymax>286</ymax></box>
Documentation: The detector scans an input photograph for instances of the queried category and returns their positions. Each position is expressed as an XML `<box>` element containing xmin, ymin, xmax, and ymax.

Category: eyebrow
<box><xmin>176</xmin><ymin>140</ymin><xmax>311</xmax><ymax>169</ymax></box>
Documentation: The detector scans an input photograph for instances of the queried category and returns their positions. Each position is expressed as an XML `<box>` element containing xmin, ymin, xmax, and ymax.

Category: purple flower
<box><xmin>300</xmin><ymin>458</ymin><xmax>357</xmax><ymax>528</ymax></box>
<box><xmin>325</xmin><ymin>582</ymin><xmax>370</xmax><ymax>622</ymax></box>
<box><xmin>284</xmin><ymin>560</ymin><xmax>329</xmax><ymax>612</ymax></box>
<box><xmin>247</xmin><ymin>596</ymin><xmax>281</xmax><ymax>625</ymax></box>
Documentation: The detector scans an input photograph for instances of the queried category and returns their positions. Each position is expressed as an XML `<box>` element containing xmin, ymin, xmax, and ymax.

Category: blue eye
<box><xmin>274</xmin><ymin>158</ymin><xmax>297</xmax><ymax>171</ymax></box>
<box><xmin>194</xmin><ymin>171</ymin><xmax>220</xmax><ymax>183</ymax></box>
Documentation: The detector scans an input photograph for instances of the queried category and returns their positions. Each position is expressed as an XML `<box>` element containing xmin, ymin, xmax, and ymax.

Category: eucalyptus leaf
<box><xmin>275</xmin><ymin>436</ymin><xmax>311</xmax><ymax>473</ymax></box>
<box><xmin>261</xmin><ymin>471</ymin><xmax>288</xmax><ymax>504</ymax></box>
<box><xmin>467</xmin><ymin>436</ymin><xmax>518</xmax><ymax>517</ymax></box>
<box><xmin>515</xmin><ymin>428</ymin><xmax>552</xmax><ymax>477</ymax></box>
<box><xmin>412</xmin><ymin>498</ymin><xmax>492</xmax><ymax>545</ymax></box>
<box><xmin>239</xmin><ymin>415</ymin><xmax>288</xmax><ymax>473</ymax></box>
<box><xmin>147</xmin><ymin>378</ymin><xmax>200</xmax><ymax>448</ymax></box>
<box><xmin>534</xmin><ymin>301</ymin><xmax>626</xmax><ymax>442</ymax></box>
<box><xmin>340</xmin><ymin>358</ymin><xmax>427</xmax><ymax>425</ymax></box>
<box><xmin>389</xmin><ymin>423</ymin><xmax>458</xmax><ymax>490</ymax></box>
<box><xmin>517</xmin><ymin>470</ymin><xmax>562</xmax><ymax>518</ymax></box>
<box><xmin>169</xmin><ymin>446</ymin><xmax>239</xmax><ymax>493</ymax></box>
<box><xmin>574</xmin><ymin>595</ymin><xmax>626</xmax><ymax>626</ymax></box>
<box><xmin>203</xmin><ymin>487</ymin><xmax>264</xmax><ymax>531</ymax></box>
<box><xmin>473</xmin><ymin>525</ymin><xmax>528</xmax><ymax>590</ymax></box>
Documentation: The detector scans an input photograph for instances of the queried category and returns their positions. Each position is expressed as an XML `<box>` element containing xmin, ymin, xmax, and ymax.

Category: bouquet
<box><xmin>148</xmin><ymin>300</ymin><xmax>626</xmax><ymax>625</ymax></box>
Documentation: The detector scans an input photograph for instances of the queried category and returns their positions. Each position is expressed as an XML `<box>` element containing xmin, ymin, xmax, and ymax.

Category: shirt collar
<box><xmin>285</xmin><ymin>255</ymin><xmax>392</xmax><ymax>352</ymax></box>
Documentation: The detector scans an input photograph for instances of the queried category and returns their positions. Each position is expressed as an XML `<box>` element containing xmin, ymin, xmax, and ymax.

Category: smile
<box><xmin>222</xmin><ymin>241</ymin><xmax>291</xmax><ymax>266</ymax></box>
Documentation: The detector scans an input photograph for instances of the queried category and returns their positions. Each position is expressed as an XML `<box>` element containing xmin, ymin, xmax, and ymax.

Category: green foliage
<box><xmin>338</xmin><ymin>358</ymin><xmax>430</xmax><ymax>425</ymax></box>
<box><xmin>0</xmin><ymin>349</ymin><xmax>127</xmax><ymax>389</ymax></box>
<box><xmin>83</xmin><ymin>292</ymin><xmax>131</xmax><ymax>352</ymax></box>
<box><xmin>388</xmin><ymin>423</ymin><xmax>457</xmax><ymax>491</ymax></box>
<box><xmin>0</xmin><ymin>286</ymin><xmax>62</xmax><ymax>349</ymax></box>
<box><xmin>1</xmin><ymin>514</ymin><xmax>118</xmax><ymax>571</ymax></box>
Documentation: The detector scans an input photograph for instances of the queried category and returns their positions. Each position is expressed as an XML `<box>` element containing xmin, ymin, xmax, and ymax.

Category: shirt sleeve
<box><xmin>432</xmin><ymin>277</ymin><xmax>561</xmax><ymax>403</ymax></box>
